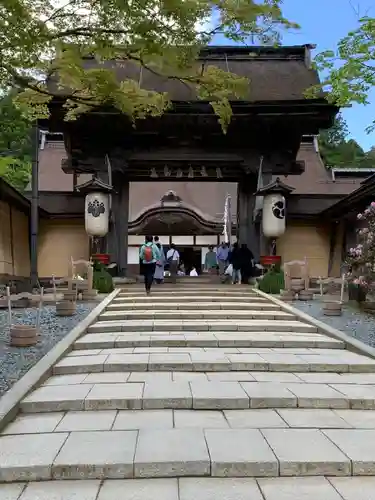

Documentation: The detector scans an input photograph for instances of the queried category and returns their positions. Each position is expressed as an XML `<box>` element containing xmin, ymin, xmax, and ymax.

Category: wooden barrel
<box><xmin>291</xmin><ymin>278</ymin><xmax>305</xmax><ymax>292</ymax></box>
<box><xmin>323</xmin><ymin>301</ymin><xmax>342</xmax><ymax>316</ymax></box>
<box><xmin>82</xmin><ymin>289</ymin><xmax>98</xmax><ymax>301</ymax></box>
<box><xmin>56</xmin><ymin>300</ymin><xmax>76</xmax><ymax>316</ymax></box>
<box><xmin>298</xmin><ymin>290</ymin><xmax>314</xmax><ymax>301</ymax></box>
<box><xmin>10</xmin><ymin>325</ymin><xmax>38</xmax><ymax>347</ymax></box>
<box><xmin>12</xmin><ymin>298</ymin><xmax>31</xmax><ymax>308</ymax></box>
<box><xmin>63</xmin><ymin>291</ymin><xmax>77</xmax><ymax>302</ymax></box>
<box><xmin>280</xmin><ymin>290</ymin><xmax>296</xmax><ymax>302</ymax></box>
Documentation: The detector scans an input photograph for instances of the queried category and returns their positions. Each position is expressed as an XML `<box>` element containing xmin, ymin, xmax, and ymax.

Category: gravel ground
<box><xmin>0</xmin><ymin>303</ymin><xmax>96</xmax><ymax>397</ymax></box>
<box><xmin>292</xmin><ymin>299</ymin><xmax>375</xmax><ymax>349</ymax></box>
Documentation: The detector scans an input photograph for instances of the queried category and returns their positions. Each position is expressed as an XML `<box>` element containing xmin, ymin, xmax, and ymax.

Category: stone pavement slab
<box><xmin>1</xmin><ymin>413</ymin><xmax>64</xmax><ymax>435</ymax></box>
<box><xmin>277</xmin><ymin>409</ymin><xmax>352</xmax><ymax>428</ymax></box>
<box><xmin>224</xmin><ymin>409</ymin><xmax>288</xmax><ymax>429</ymax></box>
<box><xmin>83</xmin><ymin>372</ymin><xmax>131</xmax><ymax>384</ymax></box>
<box><xmin>335</xmin><ymin>409</ymin><xmax>375</xmax><ymax>428</ymax></box>
<box><xmin>142</xmin><ymin>381</ymin><xmax>192</xmax><ymax>409</ymax></box>
<box><xmin>20</xmin><ymin>385</ymin><xmax>93</xmax><ymax>412</ymax></box>
<box><xmin>330</xmin><ymin>384</ymin><xmax>375</xmax><ymax>409</ymax></box>
<box><xmin>53</xmin><ymin>355</ymin><xmax>108</xmax><ymax>374</ymax></box>
<box><xmin>112</xmin><ymin>410</ymin><xmax>173</xmax><ymax>430</ymax></box>
<box><xmin>55</xmin><ymin>411</ymin><xmax>117</xmax><ymax>432</ymax></box>
<box><xmin>261</xmin><ymin>428</ymin><xmax>351</xmax><ymax>476</ymax></box>
<box><xmin>0</xmin><ymin>483</ymin><xmax>25</xmax><ymax>500</ymax></box>
<box><xmin>204</xmin><ymin>428</ymin><xmax>278</xmax><ymax>477</ymax></box>
<box><xmin>251</xmin><ymin>372</ymin><xmax>302</xmax><ymax>383</ymax></box>
<box><xmin>190</xmin><ymin>381</ymin><xmax>249</xmax><ymax>409</ymax></box>
<box><xmin>285</xmin><ymin>384</ymin><xmax>349</xmax><ymax>409</ymax></box>
<box><xmin>19</xmin><ymin>480</ymin><xmax>100</xmax><ymax>500</ymax></box>
<box><xmin>179</xmin><ymin>477</ymin><xmax>264</xmax><ymax>500</ymax></box>
<box><xmin>323</xmin><ymin>429</ymin><xmax>375</xmax><ymax>475</ymax></box>
<box><xmin>0</xmin><ymin>433</ymin><xmax>69</xmax><ymax>482</ymax></box>
<box><xmin>52</xmin><ymin>430</ymin><xmax>138</xmax><ymax>479</ymax></box>
<box><xmin>258</xmin><ymin>477</ymin><xmax>343</xmax><ymax>500</ymax></box>
<box><xmin>328</xmin><ymin>477</ymin><xmax>375</xmax><ymax>500</ymax></box>
<box><xmin>134</xmin><ymin>429</ymin><xmax>210</xmax><ymax>477</ymax></box>
<box><xmin>240</xmin><ymin>383</ymin><xmax>296</xmax><ymax>409</ymax></box>
<box><xmin>174</xmin><ymin>410</ymin><xmax>229</xmax><ymax>428</ymax></box>
<box><xmin>43</xmin><ymin>374</ymin><xmax>89</xmax><ymax>385</ymax></box>
<box><xmin>84</xmin><ymin>383</ymin><xmax>144</xmax><ymax>410</ymax></box>
<box><xmin>97</xmin><ymin>478</ymin><xmax>178</xmax><ymax>500</ymax></box>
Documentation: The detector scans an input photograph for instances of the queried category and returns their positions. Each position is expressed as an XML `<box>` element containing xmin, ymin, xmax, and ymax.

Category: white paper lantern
<box><xmin>262</xmin><ymin>193</ymin><xmax>286</xmax><ymax>238</ymax></box>
<box><xmin>85</xmin><ymin>191</ymin><xmax>109</xmax><ymax>236</ymax></box>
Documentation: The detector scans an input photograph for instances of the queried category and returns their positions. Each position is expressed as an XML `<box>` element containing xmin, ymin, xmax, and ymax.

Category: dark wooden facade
<box><xmin>38</xmin><ymin>45</ymin><xmax>338</xmax><ymax>275</ymax></box>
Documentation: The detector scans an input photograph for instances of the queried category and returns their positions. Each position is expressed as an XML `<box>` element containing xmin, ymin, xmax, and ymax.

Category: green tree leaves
<box><xmin>319</xmin><ymin>113</ymin><xmax>374</xmax><ymax>168</ymax></box>
<box><xmin>0</xmin><ymin>92</ymin><xmax>31</xmax><ymax>191</ymax></box>
<box><xmin>312</xmin><ymin>16</ymin><xmax>375</xmax><ymax>133</ymax></box>
<box><xmin>0</xmin><ymin>0</ymin><xmax>296</xmax><ymax>129</ymax></box>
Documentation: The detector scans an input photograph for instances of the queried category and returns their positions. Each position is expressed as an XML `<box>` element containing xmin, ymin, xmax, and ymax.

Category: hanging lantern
<box><xmin>76</xmin><ymin>177</ymin><xmax>114</xmax><ymax>237</ymax></box>
<box><xmin>254</xmin><ymin>177</ymin><xmax>294</xmax><ymax>238</ymax></box>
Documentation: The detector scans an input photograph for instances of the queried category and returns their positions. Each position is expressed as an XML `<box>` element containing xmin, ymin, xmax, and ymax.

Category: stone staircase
<box><xmin>1</xmin><ymin>285</ymin><xmax>375</xmax><ymax>498</ymax></box>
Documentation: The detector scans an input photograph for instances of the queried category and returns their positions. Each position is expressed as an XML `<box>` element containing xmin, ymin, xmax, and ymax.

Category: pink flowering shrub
<box><xmin>347</xmin><ymin>201</ymin><xmax>375</xmax><ymax>291</ymax></box>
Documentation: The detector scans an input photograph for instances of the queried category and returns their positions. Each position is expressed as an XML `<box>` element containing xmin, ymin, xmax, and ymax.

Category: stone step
<box><xmin>67</xmin><ymin>347</ymin><xmax>348</xmax><ymax>357</ymax></box>
<box><xmin>0</xmin><ymin>425</ymin><xmax>371</xmax><ymax>480</ymax></box>
<box><xmin>74</xmin><ymin>332</ymin><xmax>345</xmax><ymax>350</ymax></box>
<box><xmin>111</xmin><ymin>293</ymin><xmax>271</xmax><ymax>307</ymax></box>
<box><xmin>107</xmin><ymin>301</ymin><xmax>278</xmax><ymax>310</ymax></box>
<box><xmin>18</xmin><ymin>380</ymin><xmax>375</xmax><ymax>413</ymax></box>
<box><xmin>118</xmin><ymin>290</ymin><xmax>259</xmax><ymax>296</ymax></box>
<box><xmin>0</xmin><ymin>477</ymin><xmax>373</xmax><ymax>500</ymax></box>
<box><xmin>51</xmin><ymin>351</ymin><xmax>375</xmax><ymax>375</ymax></box>
<box><xmin>99</xmin><ymin>310</ymin><xmax>295</xmax><ymax>321</ymax></box>
<box><xmin>41</xmin><ymin>370</ymin><xmax>375</xmax><ymax>386</ymax></box>
<box><xmin>87</xmin><ymin>319</ymin><xmax>317</xmax><ymax>333</ymax></box>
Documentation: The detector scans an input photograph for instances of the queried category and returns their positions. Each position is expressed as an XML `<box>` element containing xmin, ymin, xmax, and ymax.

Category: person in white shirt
<box><xmin>190</xmin><ymin>267</ymin><xmax>198</xmax><ymax>277</ymax></box>
<box><xmin>166</xmin><ymin>243</ymin><xmax>180</xmax><ymax>284</ymax></box>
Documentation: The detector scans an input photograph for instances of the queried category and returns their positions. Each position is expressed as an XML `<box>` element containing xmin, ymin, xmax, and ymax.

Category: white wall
<box><xmin>128</xmin><ymin>247</ymin><xmax>140</xmax><ymax>264</ymax></box>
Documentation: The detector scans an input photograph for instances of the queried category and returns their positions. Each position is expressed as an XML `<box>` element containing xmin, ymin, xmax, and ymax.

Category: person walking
<box><xmin>228</xmin><ymin>242</ymin><xmax>242</xmax><ymax>284</ymax></box>
<box><xmin>216</xmin><ymin>242</ymin><xmax>229</xmax><ymax>276</ymax></box>
<box><xmin>153</xmin><ymin>242</ymin><xmax>165</xmax><ymax>284</ymax></box>
<box><xmin>139</xmin><ymin>235</ymin><xmax>161</xmax><ymax>295</ymax></box>
<box><xmin>166</xmin><ymin>243</ymin><xmax>180</xmax><ymax>284</ymax></box>
<box><xmin>239</xmin><ymin>243</ymin><xmax>254</xmax><ymax>285</ymax></box>
<box><xmin>204</xmin><ymin>245</ymin><xmax>218</xmax><ymax>274</ymax></box>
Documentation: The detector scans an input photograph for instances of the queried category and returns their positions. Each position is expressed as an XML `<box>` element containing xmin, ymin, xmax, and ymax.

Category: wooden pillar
<box><xmin>108</xmin><ymin>174</ymin><xmax>129</xmax><ymax>276</ymax></box>
<box><xmin>237</xmin><ymin>174</ymin><xmax>259</xmax><ymax>260</ymax></box>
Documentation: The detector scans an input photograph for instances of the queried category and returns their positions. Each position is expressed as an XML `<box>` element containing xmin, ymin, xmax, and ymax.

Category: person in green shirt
<box><xmin>204</xmin><ymin>245</ymin><xmax>218</xmax><ymax>274</ymax></box>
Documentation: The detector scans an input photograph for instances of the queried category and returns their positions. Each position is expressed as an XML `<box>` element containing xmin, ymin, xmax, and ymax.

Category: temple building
<box><xmin>0</xmin><ymin>44</ymin><xmax>374</xmax><ymax>283</ymax></box>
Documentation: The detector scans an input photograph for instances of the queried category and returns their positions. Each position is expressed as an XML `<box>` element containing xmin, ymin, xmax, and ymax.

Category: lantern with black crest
<box><xmin>76</xmin><ymin>177</ymin><xmax>114</xmax><ymax>237</ymax></box>
<box><xmin>254</xmin><ymin>177</ymin><xmax>294</xmax><ymax>238</ymax></box>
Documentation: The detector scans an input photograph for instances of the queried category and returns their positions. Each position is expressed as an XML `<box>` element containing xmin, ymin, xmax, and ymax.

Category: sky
<box><xmin>215</xmin><ymin>0</ymin><xmax>375</xmax><ymax>152</ymax></box>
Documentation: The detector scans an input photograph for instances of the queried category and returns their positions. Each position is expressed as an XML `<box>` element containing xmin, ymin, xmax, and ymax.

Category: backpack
<box><xmin>142</xmin><ymin>244</ymin><xmax>153</xmax><ymax>262</ymax></box>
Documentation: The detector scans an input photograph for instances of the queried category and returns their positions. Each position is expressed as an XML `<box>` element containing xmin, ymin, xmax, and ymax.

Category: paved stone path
<box><xmin>1</xmin><ymin>286</ymin><xmax>375</xmax><ymax>499</ymax></box>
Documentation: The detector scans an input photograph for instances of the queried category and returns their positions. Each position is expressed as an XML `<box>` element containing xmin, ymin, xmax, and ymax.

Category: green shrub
<box><xmin>93</xmin><ymin>268</ymin><xmax>114</xmax><ymax>293</ymax></box>
<box><xmin>259</xmin><ymin>268</ymin><xmax>285</xmax><ymax>294</ymax></box>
